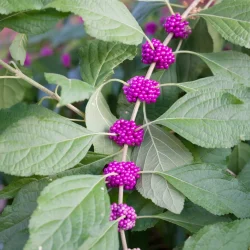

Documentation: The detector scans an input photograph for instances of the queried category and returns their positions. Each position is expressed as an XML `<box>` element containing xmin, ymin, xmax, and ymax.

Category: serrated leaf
<box><xmin>24</xmin><ymin>175</ymin><xmax>118</xmax><ymax>250</ymax></box>
<box><xmin>228</xmin><ymin>142</ymin><xmax>250</xmax><ymax>174</ymax></box>
<box><xmin>47</xmin><ymin>0</ymin><xmax>144</xmax><ymax>45</ymax></box>
<box><xmin>155</xmin><ymin>163</ymin><xmax>250</xmax><ymax>218</ymax></box>
<box><xmin>174</xmin><ymin>75</ymin><xmax>248</xmax><ymax>93</ymax></box>
<box><xmin>0</xmin><ymin>69</ymin><xmax>32</xmax><ymax>109</ymax></box>
<box><xmin>183</xmin><ymin>219</ymin><xmax>250</xmax><ymax>250</ymax></box>
<box><xmin>80</xmin><ymin>40</ymin><xmax>137</xmax><ymax>87</ymax></box>
<box><xmin>138</xmin><ymin>201</ymin><xmax>231</xmax><ymax>233</ymax></box>
<box><xmin>126</xmin><ymin>191</ymin><xmax>164</xmax><ymax>232</ymax></box>
<box><xmin>134</xmin><ymin>124</ymin><xmax>193</xmax><ymax>213</ymax></box>
<box><xmin>9</xmin><ymin>33</ymin><xmax>27</xmax><ymax>65</ymax></box>
<box><xmin>45</xmin><ymin>73</ymin><xmax>94</xmax><ymax>106</ymax></box>
<box><xmin>238</xmin><ymin>161</ymin><xmax>250</xmax><ymax>191</ymax></box>
<box><xmin>0</xmin><ymin>177</ymin><xmax>39</xmax><ymax>199</ymax></box>
<box><xmin>197</xmin><ymin>0</ymin><xmax>250</xmax><ymax>48</ymax></box>
<box><xmin>85</xmin><ymin>85</ymin><xmax>120</xmax><ymax>155</ymax></box>
<box><xmin>155</xmin><ymin>88</ymin><xmax>250</xmax><ymax>148</ymax></box>
<box><xmin>181</xmin><ymin>51</ymin><xmax>250</xmax><ymax>81</ymax></box>
<box><xmin>0</xmin><ymin>10</ymin><xmax>67</xmax><ymax>35</ymax></box>
<box><xmin>0</xmin><ymin>180</ymin><xmax>49</xmax><ymax>249</ymax></box>
<box><xmin>0</xmin><ymin>104</ymin><xmax>96</xmax><ymax>176</ymax></box>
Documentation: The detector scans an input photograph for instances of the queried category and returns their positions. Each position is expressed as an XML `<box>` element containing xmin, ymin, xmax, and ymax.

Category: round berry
<box><xmin>109</xmin><ymin>119</ymin><xmax>144</xmax><ymax>146</ymax></box>
<box><xmin>164</xmin><ymin>13</ymin><xmax>191</xmax><ymax>39</ymax></box>
<box><xmin>110</xmin><ymin>203</ymin><xmax>137</xmax><ymax>231</ymax></box>
<box><xmin>123</xmin><ymin>76</ymin><xmax>160</xmax><ymax>104</ymax></box>
<box><xmin>141</xmin><ymin>38</ymin><xmax>175</xmax><ymax>69</ymax></box>
<box><xmin>103</xmin><ymin>161</ymin><xmax>141</xmax><ymax>190</ymax></box>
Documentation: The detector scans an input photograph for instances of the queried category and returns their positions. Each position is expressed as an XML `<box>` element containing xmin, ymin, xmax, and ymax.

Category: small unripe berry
<box><xmin>104</xmin><ymin>161</ymin><xmax>140</xmax><ymax>190</ymax></box>
<box><xmin>141</xmin><ymin>38</ymin><xmax>175</xmax><ymax>69</ymax></box>
<box><xmin>164</xmin><ymin>13</ymin><xmax>191</xmax><ymax>39</ymax></box>
<box><xmin>110</xmin><ymin>203</ymin><xmax>137</xmax><ymax>231</ymax></box>
<box><xmin>109</xmin><ymin>119</ymin><xmax>144</xmax><ymax>146</ymax></box>
<box><xmin>123</xmin><ymin>76</ymin><xmax>160</xmax><ymax>104</ymax></box>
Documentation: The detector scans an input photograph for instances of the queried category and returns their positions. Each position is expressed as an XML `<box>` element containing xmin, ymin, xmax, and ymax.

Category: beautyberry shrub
<box><xmin>110</xmin><ymin>203</ymin><xmax>137</xmax><ymax>231</ymax></box>
<box><xmin>123</xmin><ymin>76</ymin><xmax>160</xmax><ymax>103</ymax></box>
<box><xmin>103</xmin><ymin>161</ymin><xmax>140</xmax><ymax>190</ymax></box>
<box><xmin>109</xmin><ymin>119</ymin><xmax>144</xmax><ymax>146</ymax></box>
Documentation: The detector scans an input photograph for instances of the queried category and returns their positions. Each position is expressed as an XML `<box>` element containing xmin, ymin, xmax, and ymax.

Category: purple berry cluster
<box><xmin>109</xmin><ymin>119</ymin><xmax>144</xmax><ymax>146</ymax></box>
<box><xmin>123</xmin><ymin>76</ymin><xmax>160</xmax><ymax>104</ymax></box>
<box><xmin>110</xmin><ymin>203</ymin><xmax>137</xmax><ymax>231</ymax></box>
<box><xmin>103</xmin><ymin>161</ymin><xmax>140</xmax><ymax>190</ymax></box>
<box><xmin>164</xmin><ymin>13</ymin><xmax>191</xmax><ymax>39</ymax></box>
<box><xmin>142</xmin><ymin>38</ymin><xmax>175</xmax><ymax>69</ymax></box>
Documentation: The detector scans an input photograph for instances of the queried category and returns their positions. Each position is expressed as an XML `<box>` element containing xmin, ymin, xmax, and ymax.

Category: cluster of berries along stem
<box><xmin>103</xmin><ymin>6</ymin><xmax>192</xmax><ymax>248</ymax></box>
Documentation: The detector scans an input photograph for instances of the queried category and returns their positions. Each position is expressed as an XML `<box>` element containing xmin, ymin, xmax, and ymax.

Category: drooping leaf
<box><xmin>228</xmin><ymin>142</ymin><xmax>250</xmax><ymax>174</ymax></box>
<box><xmin>197</xmin><ymin>0</ymin><xmax>250</xmax><ymax>48</ymax></box>
<box><xmin>138</xmin><ymin>201</ymin><xmax>231</xmax><ymax>233</ymax></box>
<box><xmin>80</xmin><ymin>40</ymin><xmax>137</xmax><ymax>87</ymax></box>
<box><xmin>47</xmin><ymin>0</ymin><xmax>144</xmax><ymax>45</ymax></box>
<box><xmin>180</xmin><ymin>51</ymin><xmax>250</xmax><ymax>81</ymax></box>
<box><xmin>0</xmin><ymin>104</ymin><xmax>96</xmax><ymax>176</ymax></box>
<box><xmin>156</xmin><ymin>163</ymin><xmax>250</xmax><ymax>218</ymax></box>
<box><xmin>9</xmin><ymin>33</ymin><xmax>27</xmax><ymax>65</ymax></box>
<box><xmin>155</xmin><ymin>88</ymin><xmax>250</xmax><ymax>148</ymax></box>
<box><xmin>174</xmin><ymin>75</ymin><xmax>247</xmax><ymax>93</ymax></box>
<box><xmin>45</xmin><ymin>73</ymin><xmax>94</xmax><ymax>106</ymax></box>
<box><xmin>0</xmin><ymin>10</ymin><xmax>67</xmax><ymax>35</ymax></box>
<box><xmin>0</xmin><ymin>69</ymin><xmax>32</xmax><ymax>109</ymax></box>
<box><xmin>126</xmin><ymin>191</ymin><xmax>164</xmax><ymax>232</ymax></box>
<box><xmin>0</xmin><ymin>180</ymin><xmax>49</xmax><ymax>249</ymax></box>
<box><xmin>134</xmin><ymin>124</ymin><xmax>193</xmax><ymax>213</ymax></box>
<box><xmin>0</xmin><ymin>177</ymin><xmax>39</xmax><ymax>199</ymax></box>
<box><xmin>206</xmin><ymin>22</ymin><xmax>224</xmax><ymax>52</ymax></box>
<box><xmin>24</xmin><ymin>175</ymin><xmax>118</xmax><ymax>250</ymax></box>
<box><xmin>85</xmin><ymin>85</ymin><xmax>120</xmax><ymax>155</ymax></box>
<box><xmin>183</xmin><ymin>219</ymin><xmax>250</xmax><ymax>250</ymax></box>
<box><xmin>238</xmin><ymin>161</ymin><xmax>250</xmax><ymax>191</ymax></box>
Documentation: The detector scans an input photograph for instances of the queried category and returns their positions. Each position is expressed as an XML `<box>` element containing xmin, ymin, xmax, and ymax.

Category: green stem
<box><xmin>0</xmin><ymin>76</ymin><xmax>20</xmax><ymax>79</ymax></box>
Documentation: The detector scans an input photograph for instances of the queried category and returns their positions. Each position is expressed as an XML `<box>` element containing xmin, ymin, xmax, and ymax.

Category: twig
<box><xmin>0</xmin><ymin>76</ymin><xmax>20</xmax><ymax>79</ymax></box>
<box><xmin>0</xmin><ymin>59</ymin><xmax>85</xmax><ymax>119</ymax></box>
<box><xmin>165</xmin><ymin>1</ymin><xmax>175</xmax><ymax>15</ymax></box>
<box><xmin>204</xmin><ymin>0</ymin><xmax>215</xmax><ymax>9</ymax></box>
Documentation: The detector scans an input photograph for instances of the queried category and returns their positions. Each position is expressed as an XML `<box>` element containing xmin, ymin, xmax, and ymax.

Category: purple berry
<box><xmin>123</xmin><ymin>76</ymin><xmax>160</xmax><ymax>104</ymax></box>
<box><xmin>103</xmin><ymin>161</ymin><xmax>141</xmax><ymax>190</ymax></box>
<box><xmin>144</xmin><ymin>21</ymin><xmax>158</xmax><ymax>35</ymax></box>
<box><xmin>109</xmin><ymin>119</ymin><xmax>144</xmax><ymax>146</ymax></box>
<box><xmin>141</xmin><ymin>38</ymin><xmax>175</xmax><ymax>69</ymax></box>
<box><xmin>110</xmin><ymin>203</ymin><xmax>137</xmax><ymax>231</ymax></box>
<box><xmin>164</xmin><ymin>13</ymin><xmax>191</xmax><ymax>39</ymax></box>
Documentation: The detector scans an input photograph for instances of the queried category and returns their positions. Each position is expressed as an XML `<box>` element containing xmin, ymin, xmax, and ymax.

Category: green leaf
<box><xmin>45</xmin><ymin>73</ymin><xmax>94</xmax><ymax>106</ymax></box>
<box><xmin>180</xmin><ymin>51</ymin><xmax>250</xmax><ymax>81</ymax></box>
<box><xmin>238</xmin><ymin>161</ymin><xmax>250</xmax><ymax>191</ymax></box>
<box><xmin>79</xmin><ymin>40</ymin><xmax>137</xmax><ymax>87</ymax></box>
<box><xmin>0</xmin><ymin>104</ymin><xmax>96</xmax><ymax>176</ymax></box>
<box><xmin>0</xmin><ymin>180</ymin><xmax>49</xmax><ymax>249</ymax></box>
<box><xmin>155</xmin><ymin>88</ymin><xmax>250</xmax><ymax>148</ymax></box>
<box><xmin>9</xmin><ymin>33</ymin><xmax>27</xmax><ymax>65</ymax></box>
<box><xmin>134</xmin><ymin>124</ymin><xmax>193</xmax><ymax>213</ymax></box>
<box><xmin>24</xmin><ymin>175</ymin><xmax>118</xmax><ymax>250</ymax></box>
<box><xmin>85</xmin><ymin>85</ymin><xmax>119</xmax><ymax>155</ymax></box>
<box><xmin>126</xmin><ymin>191</ymin><xmax>164</xmax><ymax>232</ymax></box>
<box><xmin>206</xmin><ymin>22</ymin><xmax>224</xmax><ymax>52</ymax></box>
<box><xmin>47</xmin><ymin>0</ymin><xmax>144</xmax><ymax>45</ymax></box>
<box><xmin>138</xmin><ymin>201</ymin><xmax>231</xmax><ymax>233</ymax></box>
<box><xmin>156</xmin><ymin>163</ymin><xmax>250</xmax><ymax>218</ymax></box>
<box><xmin>228</xmin><ymin>142</ymin><xmax>250</xmax><ymax>174</ymax></box>
<box><xmin>183</xmin><ymin>219</ymin><xmax>250</xmax><ymax>250</ymax></box>
<box><xmin>174</xmin><ymin>75</ymin><xmax>247</xmax><ymax>93</ymax></box>
<box><xmin>0</xmin><ymin>177</ymin><xmax>39</xmax><ymax>199</ymax></box>
<box><xmin>197</xmin><ymin>0</ymin><xmax>250</xmax><ymax>48</ymax></box>
<box><xmin>0</xmin><ymin>69</ymin><xmax>32</xmax><ymax>109</ymax></box>
<box><xmin>0</xmin><ymin>10</ymin><xmax>67</xmax><ymax>35</ymax></box>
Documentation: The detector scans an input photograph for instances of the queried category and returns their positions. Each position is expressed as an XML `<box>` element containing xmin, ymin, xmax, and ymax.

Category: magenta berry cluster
<box><xmin>109</xmin><ymin>119</ymin><xmax>144</xmax><ymax>146</ymax></box>
<box><xmin>103</xmin><ymin>161</ymin><xmax>140</xmax><ymax>190</ymax></box>
<box><xmin>142</xmin><ymin>38</ymin><xmax>175</xmax><ymax>69</ymax></box>
<box><xmin>110</xmin><ymin>203</ymin><xmax>137</xmax><ymax>231</ymax></box>
<box><xmin>123</xmin><ymin>76</ymin><xmax>160</xmax><ymax>103</ymax></box>
<box><xmin>164</xmin><ymin>13</ymin><xmax>191</xmax><ymax>39</ymax></box>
